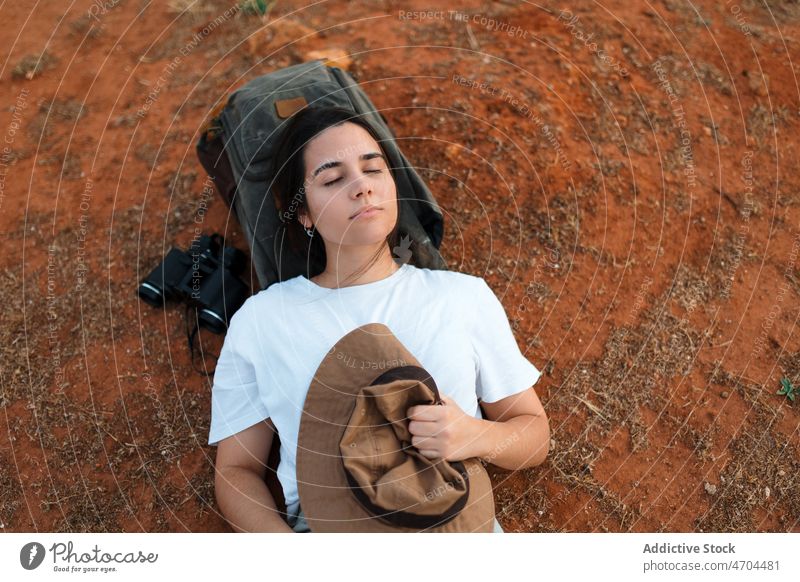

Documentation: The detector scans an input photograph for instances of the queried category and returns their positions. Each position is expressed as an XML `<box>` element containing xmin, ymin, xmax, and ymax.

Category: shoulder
<box><xmin>407</xmin><ymin>265</ymin><xmax>489</xmax><ymax>304</ymax></box>
<box><xmin>409</xmin><ymin>265</ymin><xmax>485</xmax><ymax>288</ymax></box>
<box><xmin>416</xmin><ymin>265</ymin><xmax>489</xmax><ymax>291</ymax></box>
<box><xmin>225</xmin><ymin>279</ymin><xmax>287</xmax><ymax>332</ymax></box>
<box><xmin>242</xmin><ymin>276</ymin><xmax>304</xmax><ymax>310</ymax></box>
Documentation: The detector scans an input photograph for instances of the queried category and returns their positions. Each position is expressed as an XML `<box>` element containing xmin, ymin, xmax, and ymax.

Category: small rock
<box><xmin>764</xmin><ymin>486</ymin><xmax>770</xmax><ymax>499</ymax></box>
<box><xmin>444</xmin><ymin>143</ymin><xmax>461</xmax><ymax>160</ymax></box>
<box><xmin>778</xmin><ymin>469</ymin><xmax>786</xmax><ymax>477</ymax></box>
<box><xmin>305</xmin><ymin>48</ymin><xmax>352</xmax><ymax>70</ymax></box>
<box><xmin>721</xmin><ymin>391</ymin><xmax>729</xmax><ymax>398</ymax></box>
<box><xmin>704</xmin><ymin>482</ymin><xmax>717</xmax><ymax>495</ymax></box>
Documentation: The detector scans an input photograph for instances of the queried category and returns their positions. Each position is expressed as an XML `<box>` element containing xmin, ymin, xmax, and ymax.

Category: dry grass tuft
<box><xmin>12</xmin><ymin>51</ymin><xmax>56</xmax><ymax>80</ymax></box>
<box><xmin>543</xmin><ymin>280</ymin><xmax>714</xmax><ymax>529</ymax></box>
<box><xmin>703</xmin><ymin>363</ymin><xmax>800</xmax><ymax>531</ymax></box>
<box><xmin>1</xmin><ymin>207</ymin><xmax>215</xmax><ymax>531</ymax></box>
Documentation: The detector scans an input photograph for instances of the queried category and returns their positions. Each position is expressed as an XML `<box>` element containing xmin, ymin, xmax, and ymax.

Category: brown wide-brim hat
<box><xmin>296</xmin><ymin>322</ymin><xmax>495</xmax><ymax>532</ymax></box>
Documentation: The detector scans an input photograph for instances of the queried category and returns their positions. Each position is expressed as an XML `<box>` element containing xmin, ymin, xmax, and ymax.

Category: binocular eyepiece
<box><xmin>138</xmin><ymin>233</ymin><xmax>249</xmax><ymax>334</ymax></box>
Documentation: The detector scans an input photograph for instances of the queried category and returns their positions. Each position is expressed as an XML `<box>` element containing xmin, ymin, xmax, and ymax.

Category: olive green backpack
<box><xmin>196</xmin><ymin>59</ymin><xmax>447</xmax><ymax>290</ymax></box>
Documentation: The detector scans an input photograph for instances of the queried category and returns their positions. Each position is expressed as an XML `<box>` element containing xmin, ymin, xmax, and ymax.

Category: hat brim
<box><xmin>296</xmin><ymin>323</ymin><xmax>496</xmax><ymax>532</ymax></box>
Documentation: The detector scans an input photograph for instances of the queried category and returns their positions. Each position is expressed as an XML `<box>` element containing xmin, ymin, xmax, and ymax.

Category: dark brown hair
<box><xmin>271</xmin><ymin>106</ymin><xmax>401</xmax><ymax>285</ymax></box>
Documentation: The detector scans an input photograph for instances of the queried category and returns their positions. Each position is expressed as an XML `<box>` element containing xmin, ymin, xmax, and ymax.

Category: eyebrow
<box><xmin>311</xmin><ymin>152</ymin><xmax>386</xmax><ymax>180</ymax></box>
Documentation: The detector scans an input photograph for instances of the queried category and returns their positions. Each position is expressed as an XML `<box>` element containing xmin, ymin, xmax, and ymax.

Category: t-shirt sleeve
<box><xmin>470</xmin><ymin>278</ymin><xmax>542</xmax><ymax>403</ymax></box>
<box><xmin>207</xmin><ymin>300</ymin><xmax>270</xmax><ymax>446</ymax></box>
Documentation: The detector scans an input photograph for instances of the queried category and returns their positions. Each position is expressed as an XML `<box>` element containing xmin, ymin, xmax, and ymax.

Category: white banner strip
<box><xmin>1</xmin><ymin>533</ymin><xmax>797</xmax><ymax>581</ymax></box>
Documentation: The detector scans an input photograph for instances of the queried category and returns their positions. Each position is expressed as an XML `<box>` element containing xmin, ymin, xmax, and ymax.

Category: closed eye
<box><xmin>324</xmin><ymin>169</ymin><xmax>383</xmax><ymax>187</ymax></box>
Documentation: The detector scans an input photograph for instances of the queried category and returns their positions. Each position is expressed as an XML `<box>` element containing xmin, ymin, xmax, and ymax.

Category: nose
<box><xmin>348</xmin><ymin>173</ymin><xmax>373</xmax><ymax>198</ymax></box>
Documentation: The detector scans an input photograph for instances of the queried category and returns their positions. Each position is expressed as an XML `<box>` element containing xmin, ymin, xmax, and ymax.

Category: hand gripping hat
<box><xmin>296</xmin><ymin>322</ymin><xmax>496</xmax><ymax>532</ymax></box>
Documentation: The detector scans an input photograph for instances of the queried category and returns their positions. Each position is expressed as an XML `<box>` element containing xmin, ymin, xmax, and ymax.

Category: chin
<box><xmin>341</xmin><ymin>215</ymin><xmax>396</xmax><ymax>242</ymax></box>
<box><xmin>342</xmin><ymin>233</ymin><xmax>393</xmax><ymax>246</ymax></box>
<box><xmin>342</xmin><ymin>223</ymin><xmax>395</xmax><ymax>245</ymax></box>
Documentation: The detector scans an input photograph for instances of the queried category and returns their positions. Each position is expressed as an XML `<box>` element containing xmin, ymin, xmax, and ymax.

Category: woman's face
<box><xmin>298</xmin><ymin>122</ymin><xmax>397</xmax><ymax>247</ymax></box>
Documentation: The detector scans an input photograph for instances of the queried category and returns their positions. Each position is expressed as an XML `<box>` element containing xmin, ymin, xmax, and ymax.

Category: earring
<box><xmin>304</xmin><ymin>225</ymin><xmax>314</xmax><ymax>237</ymax></box>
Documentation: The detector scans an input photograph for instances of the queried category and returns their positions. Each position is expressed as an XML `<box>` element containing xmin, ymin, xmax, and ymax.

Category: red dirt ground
<box><xmin>1</xmin><ymin>0</ymin><xmax>799</xmax><ymax>532</ymax></box>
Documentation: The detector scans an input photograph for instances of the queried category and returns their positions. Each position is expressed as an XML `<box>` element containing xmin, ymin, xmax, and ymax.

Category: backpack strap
<box><xmin>185</xmin><ymin>304</ymin><xmax>217</xmax><ymax>377</ymax></box>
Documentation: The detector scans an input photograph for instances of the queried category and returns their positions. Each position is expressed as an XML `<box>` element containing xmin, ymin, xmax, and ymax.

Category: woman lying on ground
<box><xmin>208</xmin><ymin>106</ymin><xmax>550</xmax><ymax>533</ymax></box>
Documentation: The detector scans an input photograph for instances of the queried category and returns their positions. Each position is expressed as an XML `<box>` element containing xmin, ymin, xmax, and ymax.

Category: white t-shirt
<box><xmin>208</xmin><ymin>262</ymin><xmax>541</xmax><ymax>517</ymax></box>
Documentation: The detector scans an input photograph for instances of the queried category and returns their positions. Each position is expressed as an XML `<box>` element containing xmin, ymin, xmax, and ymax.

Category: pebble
<box><xmin>721</xmin><ymin>391</ymin><xmax>729</xmax><ymax>398</ymax></box>
<box><xmin>704</xmin><ymin>482</ymin><xmax>717</xmax><ymax>495</ymax></box>
<box><xmin>305</xmin><ymin>48</ymin><xmax>352</xmax><ymax>70</ymax></box>
<box><xmin>444</xmin><ymin>143</ymin><xmax>461</xmax><ymax>160</ymax></box>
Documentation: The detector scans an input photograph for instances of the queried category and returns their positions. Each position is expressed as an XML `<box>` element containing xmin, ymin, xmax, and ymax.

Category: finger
<box><xmin>440</xmin><ymin>394</ymin><xmax>459</xmax><ymax>410</ymax></box>
<box><xmin>407</xmin><ymin>405</ymin><xmax>439</xmax><ymax>422</ymax></box>
<box><xmin>408</xmin><ymin>420</ymin><xmax>438</xmax><ymax>437</ymax></box>
<box><xmin>415</xmin><ymin>447</ymin><xmax>440</xmax><ymax>460</ymax></box>
<box><xmin>411</xmin><ymin>435</ymin><xmax>437</xmax><ymax>449</ymax></box>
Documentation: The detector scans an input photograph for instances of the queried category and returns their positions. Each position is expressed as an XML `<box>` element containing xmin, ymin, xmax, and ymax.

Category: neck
<box><xmin>312</xmin><ymin>241</ymin><xmax>399</xmax><ymax>289</ymax></box>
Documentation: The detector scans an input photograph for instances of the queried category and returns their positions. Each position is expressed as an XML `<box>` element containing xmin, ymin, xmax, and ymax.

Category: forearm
<box><xmin>215</xmin><ymin>466</ymin><xmax>294</xmax><ymax>533</ymax></box>
<box><xmin>467</xmin><ymin>413</ymin><xmax>550</xmax><ymax>471</ymax></box>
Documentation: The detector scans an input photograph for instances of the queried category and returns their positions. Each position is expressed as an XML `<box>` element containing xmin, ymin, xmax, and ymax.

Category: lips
<box><xmin>350</xmin><ymin>204</ymin><xmax>380</xmax><ymax>219</ymax></box>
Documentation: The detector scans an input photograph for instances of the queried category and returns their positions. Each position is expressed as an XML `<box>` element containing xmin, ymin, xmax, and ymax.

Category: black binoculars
<box><xmin>138</xmin><ymin>233</ymin><xmax>249</xmax><ymax>334</ymax></box>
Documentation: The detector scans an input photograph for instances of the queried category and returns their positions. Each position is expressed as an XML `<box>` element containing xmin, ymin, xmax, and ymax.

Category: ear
<box><xmin>298</xmin><ymin>208</ymin><xmax>312</xmax><ymax>229</ymax></box>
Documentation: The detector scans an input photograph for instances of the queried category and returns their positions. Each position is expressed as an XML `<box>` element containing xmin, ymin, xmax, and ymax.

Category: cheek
<box><xmin>388</xmin><ymin>188</ymin><xmax>400</xmax><ymax>220</ymax></box>
<box><xmin>307</xmin><ymin>190</ymin><xmax>352</xmax><ymax>231</ymax></box>
<box><xmin>380</xmin><ymin>178</ymin><xmax>398</xmax><ymax>210</ymax></box>
<box><xmin>305</xmin><ymin>188</ymin><xmax>336</xmax><ymax>217</ymax></box>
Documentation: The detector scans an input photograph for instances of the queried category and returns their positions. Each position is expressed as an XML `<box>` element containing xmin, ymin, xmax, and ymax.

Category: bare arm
<box><xmin>214</xmin><ymin>418</ymin><xmax>294</xmax><ymax>533</ymax></box>
<box><xmin>473</xmin><ymin>385</ymin><xmax>550</xmax><ymax>470</ymax></box>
